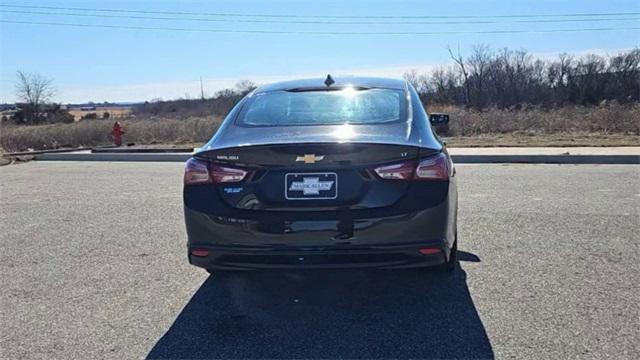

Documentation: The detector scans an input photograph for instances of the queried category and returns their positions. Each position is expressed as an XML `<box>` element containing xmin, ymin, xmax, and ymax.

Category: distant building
<box><xmin>0</xmin><ymin>104</ymin><xmax>19</xmax><ymax>119</ymax></box>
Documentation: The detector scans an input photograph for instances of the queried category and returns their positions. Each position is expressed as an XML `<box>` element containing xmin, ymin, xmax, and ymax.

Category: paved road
<box><xmin>1</xmin><ymin>162</ymin><xmax>638</xmax><ymax>359</ymax></box>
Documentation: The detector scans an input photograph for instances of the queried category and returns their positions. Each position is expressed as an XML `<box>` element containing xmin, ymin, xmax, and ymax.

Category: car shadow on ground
<box><xmin>147</xmin><ymin>251</ymin><xmax>492</xmax><ymax>359</ymax></box>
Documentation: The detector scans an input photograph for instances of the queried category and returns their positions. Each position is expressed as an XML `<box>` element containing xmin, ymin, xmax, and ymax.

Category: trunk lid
<box><xmin>197</xmin><ymin>142</ymin><xmax>435</xmax><ymax>211</ymax></box>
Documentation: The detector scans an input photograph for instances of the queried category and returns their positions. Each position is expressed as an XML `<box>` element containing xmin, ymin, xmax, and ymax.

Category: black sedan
<box><xmin>183</xmin><ymin>76</ymin><xmax>458</xmax><ymax>271</ymax></box>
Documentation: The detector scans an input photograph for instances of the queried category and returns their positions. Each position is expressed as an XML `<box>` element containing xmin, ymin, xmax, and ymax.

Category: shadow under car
<box><xmin>148</xmin><ymin>251</ymin><xmax>492</xmax><ymax>359</ymax></box>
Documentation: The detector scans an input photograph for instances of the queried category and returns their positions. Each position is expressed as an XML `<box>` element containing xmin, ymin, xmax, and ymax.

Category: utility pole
<box><xmin>200</xmin><ymin>76</ymin><xmax>205</xmax><ymax>100</ymax></box>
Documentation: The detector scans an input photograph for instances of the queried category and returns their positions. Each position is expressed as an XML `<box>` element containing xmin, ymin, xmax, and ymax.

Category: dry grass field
<box><xmin>1</xmin><ymin>103</ymin><xmax>638</xmax><ymax>152</ymax></box>
<box><xmin>67</xmin><ymin>106</ymin><xmax>132</xmax><ymax>121</ymax></box>
<box><xmin>0</xmin><ymin>116</ymin><xmax>220</xmax><ymax>152</ymax></box>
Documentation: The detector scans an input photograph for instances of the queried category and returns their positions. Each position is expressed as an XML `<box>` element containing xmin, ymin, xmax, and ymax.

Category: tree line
<box><xmin>136</xmin><ymin>47</ymin><xmax>640</xmax><ymax>118</ymax></box>
<box><xmin>7</xmin><ymin>46</ymin><xmax>638</xmax><ymax>126</ymax></box>
<box><xmin>404</xmin><ymin>46</ymin><xmax>639</xmax><ymax>109</ymax></box>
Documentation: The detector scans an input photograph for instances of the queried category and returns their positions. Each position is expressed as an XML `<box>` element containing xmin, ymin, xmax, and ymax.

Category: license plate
<box><xmin>285</xmin><ymin>172</ymin><xmax>338</xmax><ymax>200</ymax></box>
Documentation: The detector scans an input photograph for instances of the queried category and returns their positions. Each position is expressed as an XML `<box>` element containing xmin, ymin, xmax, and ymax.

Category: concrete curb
<box><xmin>91</xmin><ymin>147</ymin><xmax>194</xmax><ymax>153</ymax></box>
<box><xmin>34</xmin><ymin>152</ymin><xmax>640</xmax><ymax>164</ymax></box>
<box><xmin>36</xmin><ymin>152</ymin><xmax>192</xmax><ymax>162</ymax></box>
<box><xmin>3</xmin><ymin>147</ymin><xmax>92</xmax><ymax>156</ymax></box>
<box><xmin>451</xmin><ymin>154</ymin><xmax>640</xmax><ymax>164</ymax></box>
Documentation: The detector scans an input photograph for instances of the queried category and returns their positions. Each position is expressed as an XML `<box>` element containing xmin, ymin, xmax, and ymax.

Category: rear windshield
<box><xmin>236</xmin><ymin>88</ymin><xmax>406</xmax><ymax>126</ymax></box>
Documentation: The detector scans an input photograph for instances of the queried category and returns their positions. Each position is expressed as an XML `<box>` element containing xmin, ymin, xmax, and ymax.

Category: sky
<box><xmin>0</xmin><ymin>0</ymin><xmax>638</xmax><ymax>103</ymax></box>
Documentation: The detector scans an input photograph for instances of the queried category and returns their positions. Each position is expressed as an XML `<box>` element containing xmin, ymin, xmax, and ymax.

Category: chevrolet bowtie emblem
<box><xmin>296</xmin><ymin>154</ymin><xmax>325</xmax><ymax>164</ymax></box>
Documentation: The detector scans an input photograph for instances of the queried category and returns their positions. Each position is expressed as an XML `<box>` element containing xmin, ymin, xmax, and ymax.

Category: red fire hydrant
<box><xmin>111</xmin><ymin>121</ymin><xmax>124</xmax><ymax>146</ymax></box>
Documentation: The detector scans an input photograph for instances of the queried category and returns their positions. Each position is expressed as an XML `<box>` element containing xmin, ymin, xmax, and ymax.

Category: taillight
<box><xmin>373</xmin><ymin>160</ymin><xmax>416</xmax><ymax>180</ymax></box>
<box><xmin>184</xmin><ymin>158</ymin><xmax>211</xmax><ymax>184</ymax></box>
<box><xmin>415</xmin><ymin>153</ymin><xmax>450</xmax><ymax>180</ymax></box>
<box><xmin>184</xmin><ymin>158</ymin><xmax>248</xmax><ymax>185</ymax></box>
<box><xmin>209</xmin><ymin>164</ymin><xmax>248</xmax><ymax>183</ymax></box>
<box><xmin>373</xmin><ymin>153</ymin><xmax>450</xmax><ymax>181</ymax></box>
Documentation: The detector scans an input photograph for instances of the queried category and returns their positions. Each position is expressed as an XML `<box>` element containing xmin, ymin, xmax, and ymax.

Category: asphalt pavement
<box><xmin>0</xmin><ymin>162</ymin><xmax>638</xmax><ymax>359</ymax></box>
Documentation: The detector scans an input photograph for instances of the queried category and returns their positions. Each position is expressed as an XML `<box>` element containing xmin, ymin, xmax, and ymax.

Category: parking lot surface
<box><xmin>1</xmin><ymin>162</ymin><xmax>638</xmax><ymax>359</ymax></box>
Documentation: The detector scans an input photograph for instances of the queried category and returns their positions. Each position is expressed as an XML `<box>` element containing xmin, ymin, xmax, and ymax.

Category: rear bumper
<box><xmin>184</xmin><ymin>178</ymin><xmax>458</xmax><ymax>270</ymax></box>
<box><xmin>188</xmin><ymin>242</ymin><xmax>447</xmax><ymax>270</ymax></box>
<box><xmin>185</xmin><ymin>195</ymin><xmax>456</xmax><ymax>246</ymax></box>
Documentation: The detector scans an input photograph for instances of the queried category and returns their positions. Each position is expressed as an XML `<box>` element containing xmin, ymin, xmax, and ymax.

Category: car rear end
<box><xmin>183</xmin><ymin>78</ymin><xmax>457</xmax><ymax>270</ymax></box>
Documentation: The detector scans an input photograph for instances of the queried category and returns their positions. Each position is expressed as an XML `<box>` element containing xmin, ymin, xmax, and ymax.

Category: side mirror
<box><xmin>429</xmin><ymin>113</ymin><xmax>449</xmax><ymax>126</ymax></box>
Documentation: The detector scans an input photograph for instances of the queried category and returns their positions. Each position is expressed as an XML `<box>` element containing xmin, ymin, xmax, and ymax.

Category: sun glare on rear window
<box><xmin>237</xmin><ymin>88</ymin><xmax>405</xmax><ymax>126</ymax></box>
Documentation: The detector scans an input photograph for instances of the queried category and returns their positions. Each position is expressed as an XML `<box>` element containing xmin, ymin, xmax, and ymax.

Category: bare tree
<box><xmin>15</xmin><ymin>71</ymin><xmax>55</xmax><ymax>124</ymax></box>
<box><xmin>235</xmin><ymin>80</ymin><xmax>257</xmax><ymax>96</ymax></box>
<box><xmin>430</xmin><ymin>67</ymin><xmax>450</xmax><ymax>103</ymax></box>
<box><xmin>403</xmin><ymin>69</ymin><xmax>429</xmax><ymax>92</ymax></box>
<box><xmin>467</xmin><ymin>44</ymin><xmax>492</xmax><ymax>108</ymax></box>
<box><xmin>574</xmin><ymin>54</ymin><xmax>607</xmax><ymax>104</ymax></box>
<box><xmin>608</xmin><ymin>49</ymin><xmax>640</xmax><ymax>102</ymax></box>
<box><xmin>546</xmin><ymin>53</ymin><xmax>574</xmax><ymax>105</ymax></box>
<box><xmin>403</xmin><ymin>69</ymin><xmax>420</xmax><ymax>89</ymax></box>
<box><xmin>448</xmin><ymin>45</ymin><xmax>470</xmax><ymax>106</ymax></box>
